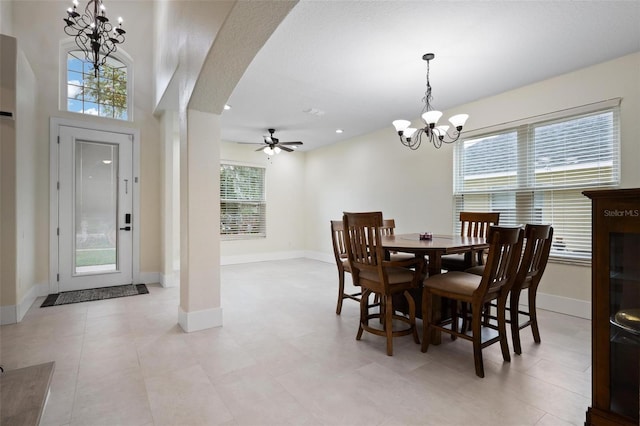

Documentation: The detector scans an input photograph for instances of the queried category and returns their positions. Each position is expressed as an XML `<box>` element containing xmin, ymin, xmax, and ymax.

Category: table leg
<box><xmin>427</xmin><ymin>253</ymin><xmax>443</xmax><ymax>345</ymax></box>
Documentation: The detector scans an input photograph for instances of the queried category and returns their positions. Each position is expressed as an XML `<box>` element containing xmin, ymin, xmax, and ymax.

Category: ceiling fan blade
<box><xmin>279</xmin><ymin>145</ymin><xmax>294</xmax><ymax>152</ymax></box>
<box><xmin>279</xmin><ymin>141</ymin><xmax>303</xmax><ymax>145</ymax></box>
<box><xmin>255</xmin><ymin>146</ymin><xmax>266</xmax><ymax>152</ymax></box>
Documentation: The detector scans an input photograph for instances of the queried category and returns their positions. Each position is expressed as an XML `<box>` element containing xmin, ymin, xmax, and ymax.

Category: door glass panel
<box><xmin>74</xmin><ymin>141</ymin><xmax>118</xmax><ymax>274</ymax></box>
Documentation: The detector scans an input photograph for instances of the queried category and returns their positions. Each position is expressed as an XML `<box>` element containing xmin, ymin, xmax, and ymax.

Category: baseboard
<box><xmin>178</xmin><ymin>305</ymin><xmax>223</xmax><ymax>332</ymax></box>
<box><xmin>0</xmin><ymin>282</ymin><xmax>48</xmax><ymax>325</ymax></box>
<box><xmin>160</xmin><ymin>270</ymin><xmax>180</xmax><ymax>288</ymax></box>
<box><xmin>220</xmin><ymin>250</ymin><xmax>307</xmax><ymax>265</ymax></box>
<box><xmin>17</xmin><ymin>282</ymin><xmax>48</xmax><ymax>321</ymax></box>
<box><xmin>139</xmin><ymin>272</ymin><xmax>161</xmax><ymax>285</ymax></box>
<box><xmin>304</xmin><ymin>251</ymin><xmax>333</xmax><ymax>264</ymax></box>
<box><xmin>520</xmin><ymin>292</ymin><xmax>591</xmax><ymax>320</ymax></box>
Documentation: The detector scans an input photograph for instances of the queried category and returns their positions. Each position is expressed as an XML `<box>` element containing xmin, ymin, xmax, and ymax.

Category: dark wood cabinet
<box><xmin>584</xmin><ymin>188</ymin><xmax>640</xmax><ymax>426</ymax></box>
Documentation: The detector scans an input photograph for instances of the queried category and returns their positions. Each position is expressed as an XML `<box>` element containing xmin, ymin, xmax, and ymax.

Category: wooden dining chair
<box><xmin>509</xmin><ymin>224</ymin><xmax>554</xmax><ymax>354</ymax></box>
<box><xmin>421</xmin><ymin>226</ymin><xmax>524</xmax><ymax>377</ymax></box>
<box><xmin>441</xmin><ymin>212</ymin><xmax>500</xmax><ymax>272</ymax></box>
<box><xmin>381</xmin><ymin>219</ymin><xmax>417</xmax><ymax>263</ymax></box>
<box><xmin>466</xmin><ymin>224</ymin><xmax>554</xmax><ymax>354</ymax></box>
<box><xmin>331</xmin><ymin>220</ymin><xmax>359</xmax><ymax>315</ymax></box>
<box><xmin>343</xmin><ymin>211</ymin><xmax>423</xmax><ymax>356</ymax></box>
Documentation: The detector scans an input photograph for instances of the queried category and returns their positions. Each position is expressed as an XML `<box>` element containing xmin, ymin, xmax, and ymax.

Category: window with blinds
<box><xmin>453</xmin><ymin>99</ymin><xmax>620</xmax><ymax>263</ymax></box>
<box><xmin>220</xmin><ymin>163</ymin><xmax>266</xmax><ymax>239</ymax></box>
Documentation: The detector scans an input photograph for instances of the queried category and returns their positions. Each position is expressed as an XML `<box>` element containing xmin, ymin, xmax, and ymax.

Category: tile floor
<box><xmin>0</xmin><ymin>259</ymin><xmax>591</xmax><ymax>425</ymax></box>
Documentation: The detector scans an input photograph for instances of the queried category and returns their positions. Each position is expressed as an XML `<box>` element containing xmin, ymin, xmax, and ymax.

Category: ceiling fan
<box><xmin>255</xmin><ymin>128</ymin><xmax>303</xmax><ymax>155</ymax></box>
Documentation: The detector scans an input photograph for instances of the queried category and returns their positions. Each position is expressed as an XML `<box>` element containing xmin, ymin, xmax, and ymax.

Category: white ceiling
<box><xmin>220</xmin><ymin>0</ymin><xmax>640</xmax><ymax>152</ymax></box>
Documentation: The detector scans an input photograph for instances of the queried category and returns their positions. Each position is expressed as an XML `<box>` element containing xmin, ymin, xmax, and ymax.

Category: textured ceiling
<box><xmin>220</xmin><ymin>0</ymin><xmax>640</xmax><ymax>152</ymax></box>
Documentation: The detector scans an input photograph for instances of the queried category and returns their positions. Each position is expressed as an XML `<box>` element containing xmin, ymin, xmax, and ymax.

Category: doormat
<box><xmin>40</xmin><ymin>284</ymin><xmax>149</xmax><ymax>307</ymax></box>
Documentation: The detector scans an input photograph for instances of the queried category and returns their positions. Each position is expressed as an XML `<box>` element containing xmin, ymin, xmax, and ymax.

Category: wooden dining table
<box><xmin>381</xmin><ymin>233</ymin><xmax>489</xmax><ymax>344</ymax></box>
<box><xmin>382</xmin><ymin>233</ymin><xmax>489</xmax><ymax>276</ymax></box>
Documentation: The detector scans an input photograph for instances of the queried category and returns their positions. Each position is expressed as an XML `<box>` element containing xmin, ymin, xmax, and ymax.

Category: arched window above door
<box><xmin>60</xmin><ymin>40</ymin><xmax>133</xmax><ymax>121</ymax></box>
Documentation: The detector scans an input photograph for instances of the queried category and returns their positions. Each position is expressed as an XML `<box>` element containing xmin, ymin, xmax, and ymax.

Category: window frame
<box><xmin>453</xmin><ymin>98</ymin><xmax>621</xmax><ymax>265</ymax></box>
<box><xmin>59</xmin><ymin>39</ymin><xmax>134</xmax><ymax>121</ymax></box>
<box><xmin>220</xmin><ymin>161</ymin><xmax>267</xmax><ymax>240</ymax></box>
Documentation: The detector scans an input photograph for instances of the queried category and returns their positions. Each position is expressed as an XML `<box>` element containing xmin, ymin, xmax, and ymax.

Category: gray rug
<box><xmin>41</xmin><ymin>284</ymin><xmax>148</xmax><ymax>307</ymax></box>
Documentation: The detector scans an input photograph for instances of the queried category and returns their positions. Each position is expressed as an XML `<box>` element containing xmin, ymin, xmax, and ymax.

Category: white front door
<box><xmin>57</xmin><ymin>125</ymin><xmax>134</xmax><ymax>291</ymax></box>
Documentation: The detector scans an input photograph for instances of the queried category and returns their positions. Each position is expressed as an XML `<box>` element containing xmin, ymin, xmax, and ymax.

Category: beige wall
<box><xmin>0</xmin><ymin>1</ymin><xmax>12</xmax><ymax>34</ymax></box>
<box><xmin>8</xmin><ymin>1</ymin><xmax>163</xmax><ymax>287</ymax></box>
<box><xmin>0</xmin><ymin>34</ymin><xmax>17</xmax><ymax>318</ymax></box>
<box><xmin>219</xmin><ymin>141</ymin><xmax>307</xmax><ymax>263</ymax></box>
<box><xmin>304</xmin><ymin>52</ymin><xmax>640</xmax><ymax>318</ymax></box>
<box><xmin>15</xmin><ymin>47</ymin><xmax>38</xmax><ymax>308</ymax></box>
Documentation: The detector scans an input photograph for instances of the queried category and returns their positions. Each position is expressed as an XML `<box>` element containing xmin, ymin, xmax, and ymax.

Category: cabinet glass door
<box><xmin>609</xmin><ymin>232</ymin><xmax>640</xmax><ymax>421</ymax></box>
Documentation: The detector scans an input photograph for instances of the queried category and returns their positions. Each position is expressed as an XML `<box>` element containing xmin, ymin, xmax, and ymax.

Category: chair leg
<box><xmin>421</xmin><ymin>290</ymin><xmax>433</xmax><ymax>353</ymax></box>
<box><xmin>482</xmin><ymin>301</ymin><xmax>491</xmax><ymax>326</ymax></box>
<box><xmin>404</xmin><ymin>290</ymin><xmax>419</xmax><ymax>344</ymax></box>
<box><xmin>510</xmin><ymin>288</ymin><xmax>523</xmax><ymax>355</ymax></box>
<box><xmin>529</xmin><ymin>287</ymin><xmax>541</xmax><ymax>344</ymax></box>
<box><xmin>461</xmin><ymin>302</ymin><xmax>469</xmax><ymax>334</ymax></box>
<box><xmin>450</xmin><ymin>299</ymin><xmax>458</xmax><ymax>341</ymax></box>
<box><xmin>336</xmin><ymin>270</ymin><xmax>345</xmax><ymax>315</ymax></box>
<box><xmin>384</xmin><ymin>295</ymin><xmax>394</xmax><ymax>356</ymax></box>
<box><xmin>357</xmin><ymin>289</ymin><xmax>370</xmax><ymax>341</ymax></box>
<box><xmin>497</xmin><ymin>296</ymin><xmax>511</xmax><ymax>363</ymax></box>
<box><xmin>471</xmin><ymin>302</ymin><xmax>485</xmax><ymax>378</ymax></box>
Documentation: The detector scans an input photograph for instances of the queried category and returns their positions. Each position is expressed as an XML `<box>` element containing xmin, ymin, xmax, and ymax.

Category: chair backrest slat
<box><xmin>330</xmin><ymin>220</ymin><xmax>348</xmax><ymax>263</ymax></box>
<box><xmin>380</xmin><ymin>219</ymin><xmax>396</xmax><ymax>237</ymax></box>
<box><xmin>478</xmin><ymin>226</ymin><xmax>524</xmax><ymax>296</ymax></box>
<box><xmin>515</xmin><ymin>224</ymin><xmax>554</xmax><ymax>289</ymax></box>
<box><xmin>460</xmin><ymin>212</ymin><xmax>500</xmax><ymax>238</ymax></box>
<box><xmin>343</xmin><ymin>211</ymin><xmax>384</xmax><ymax>270</ymax></box>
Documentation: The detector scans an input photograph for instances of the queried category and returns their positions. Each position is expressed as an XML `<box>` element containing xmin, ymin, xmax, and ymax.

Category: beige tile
<box><xmin>77</xmin><ymin>334</ymin><xmax>141</xmax><ymax>385</ymax></box>
<box><xmin>71</xmin><ymin>367</ymin><xmax>153</xmax><ymax>425</ymax></box>
<box><xmin>135</xmin><ymin>332</ymin><xmax>198</xmax><ymax>379</ymax></box>
<box><xmin>214</xmin><ymin>367</ymin><xmax>319</xmax><ymax>425</ymax></box>
<box><xmin>145</xmin><ymin>364</ymin><xmax>234</xmax><ymax>425</ymax></box>
<box><xmin>535</xmin><ymin>412</ymin><xmax>582</xmax><ymax>426</ymax></box>
<box><xmin>1</xmin><ymin>259</ymin><xmax>595</xmax><ymax>425</ymax></box>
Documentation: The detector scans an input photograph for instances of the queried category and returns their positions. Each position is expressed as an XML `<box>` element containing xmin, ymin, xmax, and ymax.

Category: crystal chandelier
<box><xmin>393</xmin><ymin>53</ymin><xmax>469</xmax><ymax>150</ymax></box>
<box><xmin>63</xmin><ymin>0</ymin><xmax>126</xmax><ymax>77</ymax></box>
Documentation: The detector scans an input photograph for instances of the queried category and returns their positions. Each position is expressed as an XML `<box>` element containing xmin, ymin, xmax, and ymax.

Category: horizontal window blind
<box><xmin>453</xmin><ymin>100</ymin><xmax>620</xmax><ymax>262</ymax></box>
<box><xmin>220</xmin><ymin>163</ymin><xmax>266</xmax><ymax>239</ymax></box>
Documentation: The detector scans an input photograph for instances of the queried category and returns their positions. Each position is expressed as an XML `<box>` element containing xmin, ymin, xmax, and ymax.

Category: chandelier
<box><xmin>63</xmin><ymin>0</ymin><xmax>126</xmax><ymax>77</ymax></box>
<box><xmin>392</xmin><ymin>53</ymin><xmax>468</xmax><ymax>150</ymax></box>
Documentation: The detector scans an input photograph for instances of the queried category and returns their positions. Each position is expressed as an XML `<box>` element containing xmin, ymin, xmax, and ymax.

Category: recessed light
<box><xmin>224</xmin><ymin>104</ymin><xmax>232</xmax><ymax>110</ymax></box>
<box><xmin>303</xmin><ymin>108</ymin><xmax>325</xmax><ymax>116</ymax></box>
<box><xmin>335</xmin><ymin>129</ymin><xmax>343</xmax><ymax>134</ymax></box>
<box><xmin>102</xmin><ymin>160</ymin><xmax>112</xmax><ymax>164</ymax></box>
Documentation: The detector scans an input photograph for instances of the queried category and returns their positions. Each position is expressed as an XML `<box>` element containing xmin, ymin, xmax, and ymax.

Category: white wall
<box><xmin>153</xmin><ymin>0</ymin><xmax>235</xmax><ymax>110</ymax></box>
<box><xmin>15</xmin><ymin>46</ymin><xmax>39</xmax><ymax>318</ymax></box>
<box><xmin>220</xmin><ymin>141</ymin><xmax>307</xmax><ymax>264</ymax></box>
<box><xmin>304</xmin><ymin>53</ymin><xmax>640</xmax><ymax>319</ymax></box>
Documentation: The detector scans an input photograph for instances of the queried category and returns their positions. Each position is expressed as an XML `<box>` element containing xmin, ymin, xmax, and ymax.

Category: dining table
<box><xmin>381</xmin><ymin>233</ymin><xmax>489</xmax><ymax>344</ymax></box>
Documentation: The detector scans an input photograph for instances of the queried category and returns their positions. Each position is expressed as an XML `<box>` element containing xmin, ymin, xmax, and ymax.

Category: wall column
<box><xmin>178</xmin><ymin>108</ymin><xmax>221</xmax><ymax>332</ymax></box>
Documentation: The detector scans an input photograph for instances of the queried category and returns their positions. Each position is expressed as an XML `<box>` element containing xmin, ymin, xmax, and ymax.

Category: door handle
<box><xmin>119</xmin><ymin>226</ymin><xmax>131</xmax><ymax>231</ymax></box>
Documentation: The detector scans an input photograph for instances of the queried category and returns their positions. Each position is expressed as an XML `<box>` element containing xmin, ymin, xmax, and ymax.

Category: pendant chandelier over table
<box><xmin>392</xmin><ymin>53</ymin><xmax>469</xmax><ymax>150</ymax></box>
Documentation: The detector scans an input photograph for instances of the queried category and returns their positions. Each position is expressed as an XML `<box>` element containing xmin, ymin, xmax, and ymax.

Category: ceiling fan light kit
<box><xmin>393</xmin><ymin>53</ymin><xmax>469</xmax><ymax>150</ymax></box>
<box><xmin>255</xmin><ymin>128</ymin><xmax>303</xmax><ymax>156</ymax></box>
